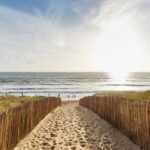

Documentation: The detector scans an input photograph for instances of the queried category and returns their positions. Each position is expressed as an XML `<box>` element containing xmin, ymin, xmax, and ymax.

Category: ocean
<box><xmin>0</xmin><ymin>72</ymin><xmax>150</xmax><ymax>99</ymax></box>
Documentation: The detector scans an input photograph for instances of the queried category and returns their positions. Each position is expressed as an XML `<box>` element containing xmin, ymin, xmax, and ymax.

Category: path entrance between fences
<box><xmin>14</xmin><ymin>101</ymin><xmax>140</xmax><ymax>150</ymax></box>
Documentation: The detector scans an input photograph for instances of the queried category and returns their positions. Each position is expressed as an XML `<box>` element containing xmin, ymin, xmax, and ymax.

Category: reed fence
<box><xmin>79</xmin><ymin>96</ymin><xmax>150</xmax><ymax>150</ymax></box>
<box><xmin>0</xmin><ymin>97</ymin><xmax>61</xmax><ymax>150</ymax></box>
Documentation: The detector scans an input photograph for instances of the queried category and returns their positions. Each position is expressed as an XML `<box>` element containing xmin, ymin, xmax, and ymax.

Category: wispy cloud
<box><xmin>85</xmin><ymin>0</ymin><xmax>149</xmax><ymax>30</ymax></box>
<box><xmin>0</xmin><ymin>0</ymin><xmax>150</xmax><ymax>71</ymax></box>
<box><xmin>82</xmin><ymin>0</ymin><xmax>150</xmax><ymax>71</ymax></box>
<box><xmin>0</xmin><ymin>3</ymin><xmax>92</xmax><ymax>71</ymax></box>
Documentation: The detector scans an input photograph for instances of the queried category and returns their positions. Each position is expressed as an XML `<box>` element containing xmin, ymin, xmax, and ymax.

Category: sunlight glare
<box><xmin>109</xmin><ymin>71</ymin><xmax>128</xmax><ymax>81</ymax></box>
<box><xmin>89</xmin><ymin>20</ymin><xmax>145</xmax><ymax>72</ymax></box>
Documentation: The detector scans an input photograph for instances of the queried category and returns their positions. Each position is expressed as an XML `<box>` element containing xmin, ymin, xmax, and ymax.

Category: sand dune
<box><xmin>14</xmin><ymin>101</ymin><xmax>140</xmax><ymax>150</ymax></box>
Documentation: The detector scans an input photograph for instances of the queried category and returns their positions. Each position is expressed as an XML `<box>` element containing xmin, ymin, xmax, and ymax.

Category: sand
<box><xmin>14</xmin><ymin>101</ymin><xmax>140</xmax><ymax>150</ymax></box>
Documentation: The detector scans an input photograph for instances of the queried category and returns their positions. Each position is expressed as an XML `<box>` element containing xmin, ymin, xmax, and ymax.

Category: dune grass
<box><xmin>0</xmin><ymin>96</ymin><xmax>43</xmax><ymax>112</ymax></box>
<box><xmin>95</xmin><ymin>91</ymin><xmax>150</xmax><ymax>101</ymax></box>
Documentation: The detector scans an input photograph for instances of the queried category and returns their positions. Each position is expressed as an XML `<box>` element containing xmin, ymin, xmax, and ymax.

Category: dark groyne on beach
<box><xmin>80</xmin><ymin>96</ymin><xmax>150</xmax><ymax>150</ymax></box>
<box><xmin>0</xmin><ymin>97</ymin><xmax>61</xmax><ymax>150</ymax></box>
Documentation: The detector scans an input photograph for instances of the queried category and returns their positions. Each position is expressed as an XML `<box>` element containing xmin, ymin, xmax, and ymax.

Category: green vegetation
<box><xmin>95</xmin><ymin>91</ymin><xmax>150</xmax><ymax>101</ymax></box>
<box><xmin>0</xmin><ymin>96</ymin><xmax>42</xmax><ymax>112</ymax></box>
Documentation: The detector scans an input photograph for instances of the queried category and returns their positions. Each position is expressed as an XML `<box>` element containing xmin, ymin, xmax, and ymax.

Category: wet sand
<box><xmin>14</xmin><ymin>101</ymin><xmax>140</xmax><ymax>150</ymax></box>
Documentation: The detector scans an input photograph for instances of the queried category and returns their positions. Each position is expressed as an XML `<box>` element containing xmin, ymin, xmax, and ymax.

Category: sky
<box><xmin>0</xmin><ymin>0</ymin><xmax>150</xmax><ymax>72</ymax></box>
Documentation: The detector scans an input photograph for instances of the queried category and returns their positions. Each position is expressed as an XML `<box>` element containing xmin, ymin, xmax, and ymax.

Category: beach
<box><xmin>0</xmin><ymin>72</ymin><xmax>150</xmax><ymax>99</ymax></box>
<box><xmin>14</xmin><ymin>101</ymin><xmax>140</xmax><ymax>150</ymax></box>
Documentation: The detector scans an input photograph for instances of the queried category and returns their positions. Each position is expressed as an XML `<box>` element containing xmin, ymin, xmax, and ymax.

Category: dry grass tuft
<box><xmin>0</xmin><ymin>95</ymin><xmax>43</xmax><ymax>112</ymax></box>
<box><xmin>95</xmin><ymin>91</ymin><xmax>150</xmax><ymax>100</ymax></box>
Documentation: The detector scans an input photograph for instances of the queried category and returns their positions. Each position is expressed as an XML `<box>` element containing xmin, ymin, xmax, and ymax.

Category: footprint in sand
<box><xmin>14</xmin><ymin>102</ymin><xmax>140</xmax><ymax>150</ymax></box>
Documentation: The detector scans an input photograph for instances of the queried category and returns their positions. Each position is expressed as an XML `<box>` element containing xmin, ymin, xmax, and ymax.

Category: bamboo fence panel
<box><xmin>0</xmin><ymin>97</ymin><xmax>61</xmax><ymax>150</ymax></box>
<box><xmin>79</xmin><ymin>96</ymin><xmax>150</xmax><ymax>150</ymax></box>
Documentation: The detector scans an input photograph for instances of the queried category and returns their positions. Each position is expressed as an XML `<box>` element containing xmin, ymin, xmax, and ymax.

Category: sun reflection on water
<box><xmin>109</xmin><ymin>71</ymin><xmax>129</xmax><ymax>83</ymax></box>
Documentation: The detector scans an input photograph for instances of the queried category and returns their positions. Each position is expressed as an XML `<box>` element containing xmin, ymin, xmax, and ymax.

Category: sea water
<box><xmin>0</xmin><ymin>72</ymin><xmax>150</xmax><ymax>99</ymax></box>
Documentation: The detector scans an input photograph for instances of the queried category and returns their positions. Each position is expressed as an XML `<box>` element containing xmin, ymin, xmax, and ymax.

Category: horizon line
<box><xmin>0</xmin><ymin>71</ymin><xmax>150</xmax><ymax>73</ymax></box>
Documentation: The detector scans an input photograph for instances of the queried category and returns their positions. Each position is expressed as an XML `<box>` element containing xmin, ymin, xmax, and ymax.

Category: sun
<box><xmin>89</xmin><ymin>20</ymin><xmax>145</xmax><ymax>73</ymax></box>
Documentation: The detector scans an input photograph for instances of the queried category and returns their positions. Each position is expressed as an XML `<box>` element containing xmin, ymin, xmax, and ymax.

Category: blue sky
<box><xmin>0</xmin><ymin>0</ymin><xmax>101</xmax><ymax>26</ymax></box>
<box><xmin>0</xmin><ymin>0</ymin><xmax>150</xmax><ymax>72</ymax></box>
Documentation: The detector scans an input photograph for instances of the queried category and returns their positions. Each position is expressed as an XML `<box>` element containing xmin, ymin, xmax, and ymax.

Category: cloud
<box><xmin>0</xmin><ymin>4</ymin><xmax>92</xmax><ymax>71</ymax></box>
<box><xmin>0</xmin><ymin>0</ymin><xmax>150</xmax><ymax>71</ymax></box>
<box><xmin>81</xmin><ymin>0</ymin><xmax>150</xmax><ymax>71</ymax></box>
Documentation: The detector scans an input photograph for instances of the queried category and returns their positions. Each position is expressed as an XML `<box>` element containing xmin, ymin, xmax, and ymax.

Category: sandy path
<box><xmin>14</xmin><ymin>101</ymin><xmax>140</xmax><ymax>150</ymax></box>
